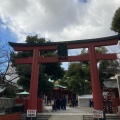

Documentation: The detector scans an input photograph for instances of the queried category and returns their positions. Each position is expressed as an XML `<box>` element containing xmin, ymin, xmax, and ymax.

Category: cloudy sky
<box><xmin>0</xmin><ymin>0</ymin><xmax>120</xmax><ymax>69</ymax></box>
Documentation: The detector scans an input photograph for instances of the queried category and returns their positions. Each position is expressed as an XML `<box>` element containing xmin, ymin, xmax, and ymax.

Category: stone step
<box><xmin>83</xmin><ymin>115</ymin><xmax>120</xmax><ymax>120</ymax></box>
<box><xmin>21</xmin><ymin>114</ymin><xmax>51</xmax><ymax>120</ymax></box>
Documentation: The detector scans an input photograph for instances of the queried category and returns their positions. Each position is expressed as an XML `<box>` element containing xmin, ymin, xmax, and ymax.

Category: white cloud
<box><xmin>0</xmin><ymin>0</ymin><xmax>120</xmax><ymax>42</ymax></box>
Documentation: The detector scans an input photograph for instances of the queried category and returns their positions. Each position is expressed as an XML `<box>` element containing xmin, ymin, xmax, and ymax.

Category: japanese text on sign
<box><xmin>93</xmin><ymin>110</ymin><xmax>103</xmax><ymax>118</ymax></box>
<box><xmin>27</xmin><ymin>110</ymin><xmax>36</xmax><ymax>117</ymax></box>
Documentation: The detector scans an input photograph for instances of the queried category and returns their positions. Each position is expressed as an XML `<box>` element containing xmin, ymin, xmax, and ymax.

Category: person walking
<box><xmin>54</xmin><ymin>97</ymin><xmax>57</xmax><ymax>111</ymax></box>
<box><xmin>72</xmin><ymin>99</ymin><xmax>75</xmax><ymax>107</ymax></box>
<box><xmin>62</xmin><ymin>97</ymin><xmax>67</xmax><ymax>110</ymax></box>
<box><xmin>56</xmin><ymin>97</ymin><xmax>60</xmax><ymax>110</ymax></box>
<box><xmin>51</xmin><ymin>99</ymin><xmax>54</xmax><ymax>112</ymax></box>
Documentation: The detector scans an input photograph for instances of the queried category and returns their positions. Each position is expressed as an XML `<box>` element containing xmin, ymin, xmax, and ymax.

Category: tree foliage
<box><xmin>65</xmin><ymin>62</ymin><xmax>91</xmax><ymax>95</ymax></box>
<box><xmin>111</xmin><ymin>7</ymin><xmax>120</xmax><ymax>34</ymax></box>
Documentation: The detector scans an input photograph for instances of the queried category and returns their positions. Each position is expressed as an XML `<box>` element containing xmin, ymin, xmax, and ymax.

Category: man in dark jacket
<box><xmin>62</xmin><ymin>97</ymin><xmax>67</xmax><ymax>110</ymax></box>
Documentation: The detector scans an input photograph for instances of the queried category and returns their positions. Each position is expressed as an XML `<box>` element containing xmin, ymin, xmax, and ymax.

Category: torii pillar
<box><xmin>89</xmin><ymin>45</ymin><xmax>103</xmax><ymax>110</ymax></box>
<box><xmin>27</xmin><ymin>49</ymin><xmax>39</xmax><ymax>120</ymax></box>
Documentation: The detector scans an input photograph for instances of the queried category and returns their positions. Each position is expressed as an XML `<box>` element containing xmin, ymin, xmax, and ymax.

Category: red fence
<box><xmin>15</xmin><ymin>98</ymin><xmax>43</xmax><ymax>113</ymax></box>
<box><xmin>112</xmin><ymin>97</ymin><xmax>120</xmax><ymax>113</ymax></box>
<box><xmin>103</xmin><ymin>97</ymin><xmax>120</xmax><ymax>113</ymax></box>
<box><xmin>0</xmin><ymin>112</ymin><xmax>21</xmax><ymax>120</ymax></box>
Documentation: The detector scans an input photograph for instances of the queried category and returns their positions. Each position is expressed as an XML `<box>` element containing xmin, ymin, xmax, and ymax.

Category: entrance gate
<box><xmin>9</xmin><ymin>35</ymin><xmax>120</xmax><ymax>120</ymax></box>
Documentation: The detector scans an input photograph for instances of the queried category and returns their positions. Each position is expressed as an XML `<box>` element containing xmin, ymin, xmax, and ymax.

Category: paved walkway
<box><xmin>38</xmin><ymin>105</ymin><xmax>119</xmax><ymax>120</ymax></box>
<box><xmin>43</xmin><ymin>105</ymin><xmax>94</xmax><ymax>114</ymax></box>
<box><xmin>38</xmin><ymin>105</ymin><xmax>94</xmax><ymax>120</ymax></box>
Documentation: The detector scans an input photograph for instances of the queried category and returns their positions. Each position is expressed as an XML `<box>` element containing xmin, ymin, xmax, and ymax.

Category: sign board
<box><xmin>57</xmin><ymin>43</ymin><xmax>68</xmax><ymax>58</ymax></box>
<box><xmin>27</xmin><ymin>110</ymin><xmax>37</xmax><ymax>117</ymax></box>
<box><xmin>93</xmin><ymin>110</ymin><xmax>103</xmax><ymax>118</ymax></box>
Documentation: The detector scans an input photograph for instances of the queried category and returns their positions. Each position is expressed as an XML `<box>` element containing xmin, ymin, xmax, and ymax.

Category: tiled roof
<box><xmin>103</xmin><ymin>79</ymin><xmax>118</xmax><ymax>88</ymax></box>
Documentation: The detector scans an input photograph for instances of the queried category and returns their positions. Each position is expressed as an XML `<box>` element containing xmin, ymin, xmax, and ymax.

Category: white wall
<box><xmin>78</xmin><ymin>99</ymin><xmax>89</xmax><ymax>107</ymax></box>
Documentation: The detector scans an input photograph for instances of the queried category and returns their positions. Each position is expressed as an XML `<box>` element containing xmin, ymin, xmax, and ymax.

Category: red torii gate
<box><xmin>9</xmin><ymin>35</ymin><xmax>120</xmax><ymax>120</ymax></box>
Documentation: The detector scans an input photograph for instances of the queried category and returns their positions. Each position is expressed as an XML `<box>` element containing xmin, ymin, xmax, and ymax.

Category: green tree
<box><xmin>11</xmin><ymin>35</ymin><xmax>65</xmax><ymax>96</ymax></box>
<box><xmin>95</xmin><ymin>46</ymin><xmax>108</xmax><ymax>54</ymax></box>
<box><xmin>111</xmin><ymin>7</ymin><xmax>120</xmax><ymax>34</ymax></box>
<box><xmin>65</xmin><ymin>62</ymin><xmax>91</xmax><ymax>95</ymax></box>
